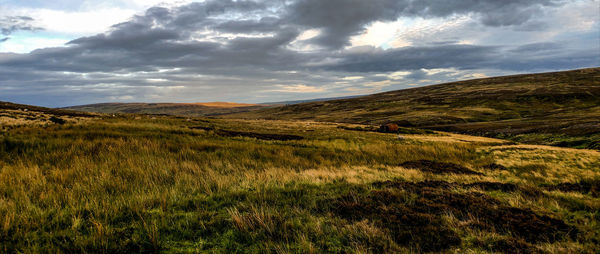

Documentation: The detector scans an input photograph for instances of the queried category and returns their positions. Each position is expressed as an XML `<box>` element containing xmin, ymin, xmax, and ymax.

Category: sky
<box><xmin>0</xmin><ymin>0</ymin><xmax>598</xmax><ymax>107</ymax></box>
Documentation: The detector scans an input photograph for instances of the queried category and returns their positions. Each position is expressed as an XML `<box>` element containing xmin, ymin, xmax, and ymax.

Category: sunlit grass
<box><xmin>0</xmin><ymin>114</ymin><xmax>598</xmax><ymax>253</ymax></box>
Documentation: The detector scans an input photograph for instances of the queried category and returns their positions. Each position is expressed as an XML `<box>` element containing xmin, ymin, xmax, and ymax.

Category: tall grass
<box><xmin>0</xmin><ymin>117</ymin><xmax>598</xmax><ymax>253</ymax></box>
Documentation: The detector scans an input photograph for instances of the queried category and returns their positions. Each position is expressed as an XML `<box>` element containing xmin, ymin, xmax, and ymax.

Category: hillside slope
<box><xmin>1</xmin><ymin>101</ymin><xmax>95</xmax><ymax>118</ymax></box>
<box><xmin>225</xmin><ymin>68</ymin><xmax>600</xmax><ymax>148</ymax></box>
<box><xmin>65</xmin><ymin>102</ymin><xmax>270</xmax><ymax>117</ymax></box>
<box><xmin>1</xmin><ymin>101</ymin><xmax>97</xmax><ymax>130</ymax></box>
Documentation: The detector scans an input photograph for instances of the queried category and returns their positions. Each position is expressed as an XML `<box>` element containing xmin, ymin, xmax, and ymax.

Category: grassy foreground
<box><xmin>1</xmin><ymin>112</ymin><xmax>599</xmax><ymax>253</ymax></box>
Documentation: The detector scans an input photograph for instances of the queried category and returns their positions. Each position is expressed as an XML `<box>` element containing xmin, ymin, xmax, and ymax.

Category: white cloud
<box><xmin>146</xmin><ymin>78</ymin><xmax>169</xmax><ymax>83</ymax></box>
<box><xmin>0</xmin><ymin>0</ymin><xmax>201</xmax><ymax>53</ymax></box>
<box><xmin>387</xmin><ymin>71</ymin><xmax>411</xmax><ymax>79</ymax></box>
<box><xmin>350</xmin><ymin>15</ymin><xmax>473</xmax><ymax>49</ymax></box>
<box><xmin>272</xmin><ymin>84</ymin><xmax>326</xmax><ymax>93</ymax></box>
<box><xmin>288</xmin><ymin>28</ymin><xmax>322</xmax><ymax>51</ymax></box>
<box><xmin>342</xmin><ymin>76</ymin><xmax>364</xmax><ymax>80</ymax></box>
<box><xmin>30</xmin><ymin>8</ymin><xmax>137</xmax><ymax>36</ymax></box>
<box><xmin>364</xmin><ymin>80</ymin><xmax>392</xmax><ymax>88</ymax></box>
<box><xmin>350</xmin><ymin>20</ymin><xmax>404</xmax><ymax>48</ymax></box>
<box><xmin>121</xmin><ymin>0</ymin><xmax>198</xmax><ymax>9</ymax></box>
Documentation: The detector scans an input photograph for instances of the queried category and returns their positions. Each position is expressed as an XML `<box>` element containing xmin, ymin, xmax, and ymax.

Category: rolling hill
<box><xmin>65</xmin><ymin>102</ymin><xmax>270</xmax><ymax>117</ymax></box>
<box><xmin>224</xmin><ymin>68</ymin><xmax>600</xmax><ymax>149</ymax></box>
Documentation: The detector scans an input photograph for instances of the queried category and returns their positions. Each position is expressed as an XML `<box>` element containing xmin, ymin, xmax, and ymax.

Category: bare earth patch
<box><xmin>400</xmin><ymin>160</ymin><xmax>483</xmax><ymax>175</ymax></box>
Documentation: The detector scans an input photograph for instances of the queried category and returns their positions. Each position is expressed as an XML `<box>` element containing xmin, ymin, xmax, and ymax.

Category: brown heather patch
<box><xmin>482</xmin><ymin>162</ymin><xmax>508</xmax><ymax>170</ymax></box>
<box><xmin>331</xmin><ymin>180</ymin><xmax>577</xmax><ymax>252</ymax></box>
<box><xmin>332</xmin><ymin>189</ymin><xmax>462</xmax><ymax>252</ymax></box>
<box><xmin>542</xmin><ymin>179</ymin><xmax>600</xmax><ymax>197</ymax></box>
<box><xmin>213</xmin><ymin>129</ymin><xmax>303</xmax><ymax>141</ymax></box>
<box><xmin>399</xmin><ymin>160</ymin><xmax>484</xmax><ymax>175</ymax></box>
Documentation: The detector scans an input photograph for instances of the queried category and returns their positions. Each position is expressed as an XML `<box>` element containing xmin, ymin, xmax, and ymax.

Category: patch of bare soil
<box><xmin>189</xmin><ymin>126</ymin><xmax>303</xmax><ymax>141</ymax></box>
<box><xmin>331</xmin><ymin>180</ymin><xmax>576</xmax><ymax>252</ymax></box>
<box><xmin>400</xmin><ymin>160</ymin><xmax>483</xmax><ymax>175</ymax></box>
<box><xmin>483</xmin><ymin>163</ymin><xmax>508</xmax><ymax>170</ymax></box>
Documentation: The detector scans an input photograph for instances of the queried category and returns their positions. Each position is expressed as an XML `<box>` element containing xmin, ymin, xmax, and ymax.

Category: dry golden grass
<box><xmin>0</xmin><ymin>109</ymin><xmax>91</xmax><ymax>126</ymax></box>
<box><xmin>0</xmin><ymin>109</ymin><xmax>598</xmax><ymax>253</ymax></box>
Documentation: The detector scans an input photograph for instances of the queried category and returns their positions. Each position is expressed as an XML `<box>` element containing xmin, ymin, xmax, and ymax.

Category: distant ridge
<box><xmin>261</xmin><ymin>95</ymin><xmax>363</xmax><ymax>105</ymax></box>
<box><xmin>187</xmin><ymin>102</ymin><xmax>259</xmax><ymax>108</ymax></box>
<box><xmin>1</xmin><ymin>101</ymin><xmax>94</xmax><ymax>117</ymax></box>
<box><xmin>65</xmin><ymin>102</ymin><xmax>270</xmax><ymax>117</ymax></box>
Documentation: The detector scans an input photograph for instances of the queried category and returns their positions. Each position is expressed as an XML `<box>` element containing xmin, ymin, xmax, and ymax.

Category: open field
<box><xmin>1</xmin><ymin>105</ymin><xmax>599</xmax><ymax>253</ymax></box>
<box><xmin>65</xmin><ymin>102</ymin><xmax>271</xmax><ymax>117</ymax></box>
<box><xmin>224</xmin><ymin>68</ymin><xmax>600</xmax><ymax>149</ymax></box>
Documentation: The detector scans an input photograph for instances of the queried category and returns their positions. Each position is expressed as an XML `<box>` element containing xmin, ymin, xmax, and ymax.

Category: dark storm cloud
<box><xmin>324</xmin><ymin>45</ymin><xmax>499</xmax><ymax>72</ymax></box>
<box><xmin>0</xmin><ymin>0</ymin><xmax>597</xmax><ymax>107</ymax></box>
<box><xmin>322</xmin><ymin>42</ymin><xmax>596</xmax><ymax>73</ymax></box>
<box><xmin>0</xmin><ymin>0</ymin><xmax>570</xmax><ymax>72</ymax></box>
<box><xmin>286</xmin><ymin>0</ymin><xmax>561</xmax><ymax>48</ymax></box>
<box><xmin>510</xmin><ymin>42</ymin><xmax>563</xmax><ymax>53</ymax></box>
<box><xmin>0</xmin><ymin>16</ymin><xmax>43</xmax><ymax>42</ymax></box>
<box><xmin>214</xmin><ymin>17</ymin><xmax>281</xmax><ymax>33</ymax></box>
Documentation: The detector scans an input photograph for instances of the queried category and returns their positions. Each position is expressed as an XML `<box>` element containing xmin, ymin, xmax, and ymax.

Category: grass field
<box><xmin>1</xmin><ymin>106</ymin><xmax>599</xmax><ymax>253</ymax></box>
<box><xmin>225</xmin><ymin>68</ymin><xmax>600</xmax><ymax>150</ymax></box>
<box><xmin>65</xmin><ymin>102</ymin><xmax>270</xmax><ymax>117</ymax></box>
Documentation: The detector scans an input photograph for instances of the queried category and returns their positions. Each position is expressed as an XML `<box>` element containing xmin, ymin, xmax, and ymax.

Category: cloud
<box><xmin>286</xmin><ymin>0</ymin><xmax>562</xmax><ymax>49</ymax></box>
<box><xmin>0</xmin><ymin>16</ymin><xmax>43</xmax><ymax>41</ymax></box>
<box><xmin>510</xmin><ymin>42</ymin><xmax>563</xmax><ymax>53</ymax></box>
<box><xmin>0</xmin><ymin>0</ymin><xmax>598</xmax><ymax>107</ymax></box>
<box><xmin>322</xmin><ymin>44</ymin><xmax>499</xmax><ymax>72</ymax></box>
<box><xmin>272</xmin><ymin>84</ymin><xmax>326</xmax><ymax>93</ymax></box>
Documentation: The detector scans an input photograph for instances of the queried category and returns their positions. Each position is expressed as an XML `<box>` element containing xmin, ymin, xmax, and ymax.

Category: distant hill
<box><xmin>261</xmin><ymin>95</ymin><xmax>363</xmax><ymax>105</ymax></box>
<box><xmin>1</xmin><ymin>101</ymin><xmax>97</xmax><ymax>128</ymax></box>
<box><xmin>224</xmin><ymin>68</ymin><xmax>600</xmax><ymax>149</ymax></box>
<box><xmin>1</xmin><ymin>101</ymin><xmax>94</xmax><ymax>118</ymax></box>
<box><xmin>65</xmin><ymin>102</ymin><xmax>271</xmax><ymax>117</ymax></box>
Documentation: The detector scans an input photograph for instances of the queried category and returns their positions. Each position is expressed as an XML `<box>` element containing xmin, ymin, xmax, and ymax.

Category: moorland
<box><xmin>66</xmin><ymin>102</ymin><xmax>269</xmax><ymax>117</ymax></box>
<box><xmin>0</xmin><ymin>68</ymin><xmax>599</xmax><ymax>253</ymax></box>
